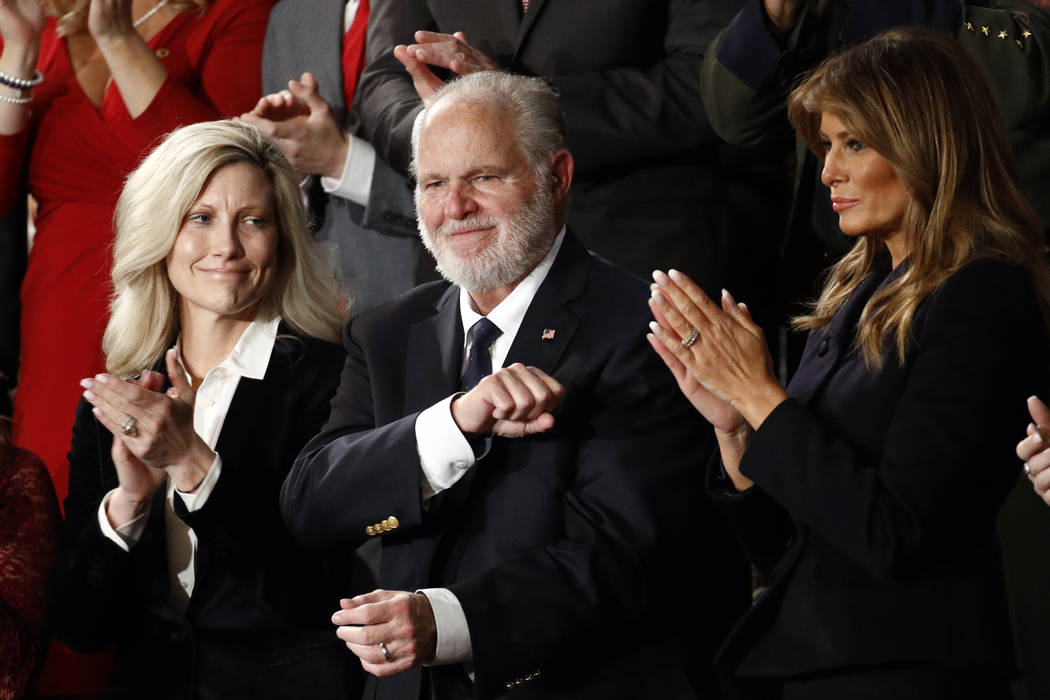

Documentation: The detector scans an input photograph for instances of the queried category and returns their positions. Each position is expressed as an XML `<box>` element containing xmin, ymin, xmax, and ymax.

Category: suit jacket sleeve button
<box><xmin>817</xmin><ymin>338</ymin><xmax>831</xmax><ymax>357</ymax></box>
<box><xmin>365</xmin><ymin>525</ymin><xmax>376</xmax><ymax>536</ymax></box>
<box><xmin>388</xmin><ymin>516</ymin><xmax>399</xmax><ymax>528</ymax></box>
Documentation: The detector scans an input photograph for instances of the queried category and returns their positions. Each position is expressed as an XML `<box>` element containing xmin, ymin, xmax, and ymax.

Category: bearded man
<box><xmin>280</xmin><ymin>72</ymin><xmax>715</xmax><ymax>700</ymax></box>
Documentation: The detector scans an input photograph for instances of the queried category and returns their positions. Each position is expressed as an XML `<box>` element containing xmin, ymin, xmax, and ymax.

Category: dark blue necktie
<box><xmin>462</xmin><ymin>317</ymin><xmax>502</xmax><ymax>391</ymax></box>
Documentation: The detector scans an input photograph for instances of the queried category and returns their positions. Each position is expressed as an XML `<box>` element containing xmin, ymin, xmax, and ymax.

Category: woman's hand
<box><xmin>648</xmin><ymin>269</ymin><xmax>787</xmax><ymax>431</ymax></box>
<box><xmin>87</xmin><ymin>0</ymin><xmax>135</xmax><ymax>41</ymax></box>
<box><xmin>0</xmin><ymin>0</ymin><xmax>45</xmax><ymax>70</ymax></box>
<box><xmin>647</xmin><ymin>300</ymin><xmax>745</xmax><ymax>434</ymax></box>
<box><xmin>81</xmin><ymin>349</ymin><xmax>214</xmax><ymax>495</ymax></box>
<box><xmin>1018</xmin><ymin>395</ymin><xmax>1050</xmax><ymax>506</ymax></box>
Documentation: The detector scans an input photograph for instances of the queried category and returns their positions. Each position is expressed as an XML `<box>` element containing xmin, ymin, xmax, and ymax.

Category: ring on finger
<box><xmin>119</xmin><ymin>415</ymin><xmax>138</xmax><ymax>437</ymax></box>
<box><xmin>378</xmin><ymin>641</ymin><xmax>391</xmax><ymax>662</ymax></box>
<box><xmin>1024</xmin><ymin>462</ymin><xmax>1032</xmax><ymax>478</ymax></box>
<box><xmin>682</xmin><ymin>328</ymin><xmax>699</xmax><ymax>348</ymax></box>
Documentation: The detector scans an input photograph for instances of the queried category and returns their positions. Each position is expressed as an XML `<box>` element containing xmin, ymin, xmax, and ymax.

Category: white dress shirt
<box><xmin>317</xmin><ymin>0</ymin><xmax>376</xmax><ymax>206</ymax></box>
<box><xmin>413</xmin><ymin>228</ymin><xmax>566</xmax><ymax>665</ymax></box>
<box><xmin>98</xmin><ymin>315</ymin><xmax>281</xmax><ymax>611</ymax></box>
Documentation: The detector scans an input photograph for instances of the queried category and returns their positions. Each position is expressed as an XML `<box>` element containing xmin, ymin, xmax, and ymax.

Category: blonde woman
<box><xmin>48</xmin><ymin>121</ymin><xmax>359</xmax><ymax>700</ymax></box>
<box><xmin>649</xmin><ymin>29</ymin><xmax>1050</xmax><ymax>699</ymax></box>
<box><xmin>0</xmin><ymin>0</ymin><xmax>270</xmax><ymax>532</ymax></box>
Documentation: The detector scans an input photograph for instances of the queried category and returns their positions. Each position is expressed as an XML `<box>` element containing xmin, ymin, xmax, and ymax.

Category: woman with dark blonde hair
<box><xmin>48</xmin><ymin>120</ymin><xmax>359</xmax><ymax>700</ymax></box>
<box><xmin>649</xmin><ymin>28</ymin><xmax>1050</xmax><ymax>698</ymax></box>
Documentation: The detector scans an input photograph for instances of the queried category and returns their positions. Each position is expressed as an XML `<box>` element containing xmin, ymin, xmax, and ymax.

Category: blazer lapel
<box><xmin>186</xmin><ymin>349</ymin><xmax>286</xmax><ymax>603</ymax></box>
<box><xmin>788</xmin><ymin>258</ymin><xmax>893</xmax><ymax>405</ymax></box>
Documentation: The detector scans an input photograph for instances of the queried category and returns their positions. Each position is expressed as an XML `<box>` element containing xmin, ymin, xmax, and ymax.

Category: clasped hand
<box><xmin>394</xmin><ymin>30</ymin><xmax>499</xmax><ymax>105</ymax></box>
<box><xmin>332</xmin><ymin>590</ymin><xmax>437</xmax><ymax>677</ymax></box>
<box><xmin>80</xmin><ymin>348</ymin><xmax>213</xmax><ymax>506</ymax></box>
<box><xmin>646</xmin><ymin>269</ymin><xmax>784</xmax><ymax>432</ymax></box>
<box><xmin>451</xmin><ymin>363</ymin><xmax>563</xmax><ymax>438</ymax></box>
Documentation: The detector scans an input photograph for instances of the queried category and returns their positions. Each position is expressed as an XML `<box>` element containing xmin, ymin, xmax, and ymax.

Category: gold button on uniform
<box><xmin>365</xmin><ymin>525</ymin><xmax>376</xmax><ymax>536</ymax></box>
<box><xmin>388</xmin><ymin>516</ymin><xmax>399</xmax><ymax>528</ymax></box>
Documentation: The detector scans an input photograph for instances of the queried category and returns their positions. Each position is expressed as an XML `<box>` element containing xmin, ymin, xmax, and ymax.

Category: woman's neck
<box><xmin>177</xmin><ymin>310</ymin><xmax>256</xmax><ymax>390</ymax></box>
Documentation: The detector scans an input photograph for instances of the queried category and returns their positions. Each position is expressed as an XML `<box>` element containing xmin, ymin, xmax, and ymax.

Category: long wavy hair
<box><xmin>45</xmin><ymin>0</ymin><xmax>207</xmax><ymax>37</ymax></box>
<box><xmin>789</xmin><ymin>28</ymin><xmax>1050</xmax><ymax>367</ymax></box>
<box><xmin>104</xmin><ymin>120</ymin><xmax>346</xmax><ymax>378</ymax></box>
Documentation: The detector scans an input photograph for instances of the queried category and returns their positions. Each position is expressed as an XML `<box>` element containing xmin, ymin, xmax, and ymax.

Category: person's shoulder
<box><xmin>936</xmin><ymin>256</ymin><xmax>1032</xmax><ymax>301</ymax></box>
<box><xmin>351</xmin><ymin>279</ymin><xmax>454</xmax><ymax>333</ymax></box>
<box><xmin>919</xmin><ymin>256</ymin><xmax>1042</xmax><ymax>330</ymax></box>
<box><xmin>274</xmin><ymin>326</ymin><xmax>345</xmax><ymax>373</ymax></box>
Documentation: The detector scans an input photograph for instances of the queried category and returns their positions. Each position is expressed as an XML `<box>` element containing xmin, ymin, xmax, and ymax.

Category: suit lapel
<box><xmin>263</xmin><ymin>0</ymin><xmax>347</xmax><ymax>116</ymax></box>
<box><xmin>515</xmin><ymin>0</ymin><xmax>549</xmax><ymax>56</ymax></box>
<box><xmin>503</xmin><ymin>233</ymin><xmax>589</xmax><ymax>377</ymax></box>
<box><xmin>405</xmin><ymin>284</ymin><xmax>463</xmax><ymax>410</ymax></box>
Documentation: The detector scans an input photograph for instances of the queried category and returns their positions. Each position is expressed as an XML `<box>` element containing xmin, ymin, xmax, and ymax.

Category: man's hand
<box><xmin>239</xmin><ymin>72</ymin><xmax>349</xmax><ymax>179</ymax></box>
<box><xmin>393</xmin><ymin>30</ymin><xmax>499</xmax><ymax>106</ymax></box>
<box><xmin>451</xmin><ymin>363</ymin><xmax>563</xmax><ymax>438</ymax></box>
<box><xmin>333</xmin><ymin>590</ymin><xmax>437</xmax><ymax>677</ymax></box>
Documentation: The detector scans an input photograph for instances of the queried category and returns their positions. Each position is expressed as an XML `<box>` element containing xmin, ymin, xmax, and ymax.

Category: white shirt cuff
<box><xmin>416</xmin><ymin>395</ymin><xmax>477</xmax><ymax>502</ymax></box>
<box><xmin>418</xmin><ymin>587</ymin><xmax>473</xmax><ymax>664</ymax></box>
<box><xmin>320</xmin><ymin>133</ymin><xmax>376</xmax><ymax>207</ymax></box>
<box><xmin>173</xmin><ymin>452</ymin><xmax>222</xmax><ymax>512</ymax></box>
<box><xmin>98</xmin><ymin>489</ymin><xmax>151</xmax><ymax>551</ymax></box>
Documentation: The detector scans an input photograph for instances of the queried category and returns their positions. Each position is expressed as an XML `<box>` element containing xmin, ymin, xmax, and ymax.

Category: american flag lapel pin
<box><xmin>541</xmin><ymin>328</ymin><xmax>556</xmax><ymax>340</ymax></box>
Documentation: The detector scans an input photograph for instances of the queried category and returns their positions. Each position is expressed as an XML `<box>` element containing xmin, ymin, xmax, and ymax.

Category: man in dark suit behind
<box><xmin>281</xmin><ymin>72</ymin><xmax>720</xmax><ymax>699</ymax></box>
<box><xmin>353</xmin><ymin>0</ymin><xmax>774</xmax><ymax>303</ymax></box>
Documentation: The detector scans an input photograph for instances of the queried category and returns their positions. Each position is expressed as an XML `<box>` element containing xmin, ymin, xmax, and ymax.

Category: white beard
<box><xmin>417</xmin><ymin>180</ymin><xmax>558</xmax><ymax>292</ymax></box>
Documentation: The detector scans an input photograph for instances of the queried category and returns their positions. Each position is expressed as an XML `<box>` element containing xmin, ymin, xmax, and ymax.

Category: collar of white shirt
<box><xmin>457</xmin><ymin>227</ymin><xmax>566</xmax><ymax>369</ymax></box>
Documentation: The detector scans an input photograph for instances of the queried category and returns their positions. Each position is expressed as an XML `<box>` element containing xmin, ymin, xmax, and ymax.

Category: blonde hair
<box><xmin>46</xmin><ymin>0</ymin><xmax>207</xmax><ymax>37</ymax></box>
<box><xmin>789</xmin><ymin>28</ymin><xmax>1050</xmax><ymax>366</ymax></box>
<box><xmin>104</xmin><ymin>120</ymin><xmax>346</xmax><ymax>378</ymax></box>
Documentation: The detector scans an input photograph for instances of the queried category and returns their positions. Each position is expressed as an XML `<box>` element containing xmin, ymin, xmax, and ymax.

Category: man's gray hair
<box><xmin>410</xmin><ymin>71</ymin><xmax>567</xmax><ymax>178</ymax></box>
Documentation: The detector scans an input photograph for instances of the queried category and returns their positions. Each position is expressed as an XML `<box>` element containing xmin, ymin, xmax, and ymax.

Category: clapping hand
<box><xmin>239</xmin><ymin>72</ymin><xmax>349</xmax><ymax>179</ymax></box>
<box><xmin>393</xmin><ymin>30</ymin><xmax>499</xmax><ymax>106</ymax></box>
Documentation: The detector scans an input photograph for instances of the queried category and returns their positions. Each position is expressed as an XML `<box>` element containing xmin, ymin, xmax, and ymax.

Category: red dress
<box><xmin>0</xmin><ymin>0</ymin><xmax>271</xmax><ymax>692</ymax></box>
<box><xmin>0</xmin><ymin>447</ymin><xmax>60</xmax><ymax>700</ymax></box>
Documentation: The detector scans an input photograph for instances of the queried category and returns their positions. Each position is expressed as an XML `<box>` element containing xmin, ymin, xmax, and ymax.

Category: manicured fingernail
<box><xmin>652</xmin><ymin>270</ymin><xmax>669</xmax><ymax>285</ymax></box>
<box><xmin>668</xmin><ymin>269</ymin><xmax>684</xmax><ymax>282</ymax></box>
<box><xmin>95</xmin><ymin>374</ymin><xmax>109</xmax><ymax>383</ymax></box>
<box><xmin>83</xmin><ymin>390</ymin><xmax>96</xmax><ymax>401</ymax></box>
<box><xmin>651</xmin><ymin>290</ymin><xmax>665</xmax><ymax>304</ymax></box>
<box><xmin>80</xmin><ymin>378</ymin><xmax>93</xmax><ymax>388</ymax></box>
<box><xmin>1034</xmin><ymin>432</ymin><xmax>1043</xmax><ymax>446</ymax></box>
<box><xmin>649</xmin><ymin>321</ymin><xmax>660</xmax><ymax>333</ymax></box>
<box><xmin>91</xmin><ymin>406</ymin><xmax>101</xmax><ymax>416</ymax></box>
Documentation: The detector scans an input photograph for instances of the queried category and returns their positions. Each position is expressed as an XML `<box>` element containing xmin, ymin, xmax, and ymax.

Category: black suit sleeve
<box><xmin>281</xmin><ymin>318</ymin><xmax>428</xmax><ymax>548</ymax></box>
<box><xmin>48</xmin><ymin>400</ymin><xmax>162</xmax><ymax>653</ymax></box>
<box><xmin>737</xmin><ymin>260</ymin><xmax>1048</xmax><ymax>580</ymax></box>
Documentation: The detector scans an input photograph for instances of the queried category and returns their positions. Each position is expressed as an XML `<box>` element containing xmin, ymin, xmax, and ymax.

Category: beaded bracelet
<box><xmin>0</xmin><ymin>69</ymin><xmax>44</xmax><ymax>90</ymax></box>
<box><xmin>0</xmin><ymin>91</ymin><xmax>33</xmax><ymax>105</ymax></box>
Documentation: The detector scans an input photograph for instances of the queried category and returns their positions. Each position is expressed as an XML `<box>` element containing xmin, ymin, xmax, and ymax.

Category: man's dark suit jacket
<box><xmin>708</xmin><ymin>256</ymin><xmax>1049</xmax><ymax>683</ymax></box>
<box><xmin>49</xmin><ymin>331</ymin><xmax>360</xmax><ymax>700</ymax></box>
<box><xmin>355</xmin><ymin>0</ymin><xmax>773</xmax><ymax>299</ymax></box>
<box><xmin>282</xmin><ymin>234</ymin><xmax>715</xmax><ymax>699</ymax></box>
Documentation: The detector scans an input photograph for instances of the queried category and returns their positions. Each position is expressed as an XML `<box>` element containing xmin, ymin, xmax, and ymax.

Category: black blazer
<box><xmin>49</xmin><ymin>331</ymin><xmax>360</xmax><ymax>700</ymax></box>
<box><xmin>709</xmin><ymin>256</ymin><xmax>1049</xmax><ymax>679</ymax></box>
<box><xmin>282</xmin><ymin>234</ymin><xmax>719</xmax><ymax>699</ymax></box>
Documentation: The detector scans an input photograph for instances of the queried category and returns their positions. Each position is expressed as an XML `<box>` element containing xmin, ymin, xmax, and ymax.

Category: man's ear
<box><xmin>549</xmin><ymin>150</ymin><xmax>574</xmax><ymax>199</ymax></box>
